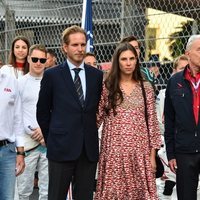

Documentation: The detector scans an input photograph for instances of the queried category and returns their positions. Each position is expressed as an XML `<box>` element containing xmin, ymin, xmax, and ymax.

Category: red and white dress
<box><xmin>95</xmin><ymin>82</ymin><xmax>161</xmax><ymax>200</ymax></box>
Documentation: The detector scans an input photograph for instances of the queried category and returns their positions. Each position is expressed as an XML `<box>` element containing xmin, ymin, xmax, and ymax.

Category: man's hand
<box><xmin>168</xmin><ymin>159</ymin><xmax>177</xmax><ymax>173</ymax></box>
<box><xmin>16</xmin><ymin>155</ymin><xmax>25</xmax><ymax>176</ymax></box>
<box><xmin>31</xmin><ymin>127</ymin><xmax>43</xmax><ymax>142</ymax></box>
<box><xmin>39</xmin><ymin>138</ymin><xmax>46</xmax><ymax>146</ymax></box>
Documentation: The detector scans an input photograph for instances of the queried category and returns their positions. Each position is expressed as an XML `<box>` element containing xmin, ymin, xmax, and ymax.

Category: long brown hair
<box><xmin>105</xmin><ymin>42</ymin><xmax>143</xmax><ymax>115</ymax></box>
<box><xmin>8</xmin><ymin>35</ymin><xmax>30</xmax><ymax>74</ymax></box>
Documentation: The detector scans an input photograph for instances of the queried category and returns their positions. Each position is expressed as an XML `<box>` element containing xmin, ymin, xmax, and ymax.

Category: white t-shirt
<box><xmin>18</xmin><ymin>73</ymin><xmax>42</xmax><ymax>151</ymax></box>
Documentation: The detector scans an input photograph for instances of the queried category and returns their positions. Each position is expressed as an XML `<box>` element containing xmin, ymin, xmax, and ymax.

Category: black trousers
<box><xmin>176</xmin><ymin>153</ymin><xmax>200</xmax><ymax>200</ymax></box>
<box><xmin>48</xmin><ymin>148</ymin><xmax>97</xmax><ymax>200</ymax></box>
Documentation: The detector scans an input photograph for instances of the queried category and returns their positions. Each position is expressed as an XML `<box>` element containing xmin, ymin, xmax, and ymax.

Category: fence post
<box><xmin>4</xmin><ymin>5</ymin><xmax>15</xmax><ymax>63</ymax></box>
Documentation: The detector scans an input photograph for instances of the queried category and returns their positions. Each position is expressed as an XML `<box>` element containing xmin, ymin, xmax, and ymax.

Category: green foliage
<box><xmin>168</xmin><ymin>20</ymin><xmax>196</xmax><ymax>58</ymax></box>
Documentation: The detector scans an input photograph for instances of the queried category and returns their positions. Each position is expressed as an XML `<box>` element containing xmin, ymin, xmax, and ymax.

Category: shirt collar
<box><xmin>28</xmin><ymin>73</ymin><xmax>42</xmax><ymax>80</ymax></box>
<box><xmin>67</xmin><ymin>59</ymin><xmax>84</xmax><ymax>71</ymax></box>
<box><xmin>185</xmin><ymin>66</ymin><xmax>200</xmax><ymax>82</ymax></box>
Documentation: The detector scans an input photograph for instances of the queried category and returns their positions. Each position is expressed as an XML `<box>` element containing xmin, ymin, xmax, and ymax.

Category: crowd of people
<box><xmin>0</xmin><ymin>24</ymin><xmax>200</xmax><ymax>200</ymax></box>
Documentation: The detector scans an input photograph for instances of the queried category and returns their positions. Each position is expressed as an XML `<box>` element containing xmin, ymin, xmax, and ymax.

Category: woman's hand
<box><xmin>150</xmin><ymin>148</ymin><xmax>157</xmax><ymax>174</ymax></box>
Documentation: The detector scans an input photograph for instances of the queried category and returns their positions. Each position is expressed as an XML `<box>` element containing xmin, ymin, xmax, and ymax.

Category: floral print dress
<box><xmin>95</xmin><ymin>82</ymin><xmax>161</xmax><ymax>200</ymax></box>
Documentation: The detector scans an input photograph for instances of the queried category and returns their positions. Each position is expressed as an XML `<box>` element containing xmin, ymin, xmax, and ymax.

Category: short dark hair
<box><xmin>47</xmin><ymin>49</ymin><xmax>56</xmax><ymax>58</ymax></box>
<box><xmin>84</xmin><ymin>52</ymin><xmax>96</xmax><ymax>58</ymax></box>
<box><xmin>120</xmin><ymin>35</ymin><xmax>140</xmax><ymax>48</ymax></box>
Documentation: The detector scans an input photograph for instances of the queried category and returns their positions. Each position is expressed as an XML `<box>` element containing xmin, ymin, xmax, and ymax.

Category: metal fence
<box><xmin>0</xmin><ymin>0</ymin><xmax>200</xmax><ymax>82</ymax></box>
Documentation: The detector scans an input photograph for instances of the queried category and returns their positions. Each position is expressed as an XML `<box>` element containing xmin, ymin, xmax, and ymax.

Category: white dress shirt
<box><xmin>0</xmin><ymin>69</ymin><xmax>24</xmax><ymax>147</ymax></box>
<box><xmin>67</xmin><ymin>59</ymin><xmax>86</xmax><ymax>99</ymax></box>
<box><xmin>1</xmin><ymin>64</ymin><xmax>24</xmax><ymax>79</ymax></box>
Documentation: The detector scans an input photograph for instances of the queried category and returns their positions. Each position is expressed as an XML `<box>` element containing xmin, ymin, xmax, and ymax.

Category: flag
<box><xmin>81</xmin><ymin>0</ymin><xmax>93</xmax><ymax>52</ymax></box>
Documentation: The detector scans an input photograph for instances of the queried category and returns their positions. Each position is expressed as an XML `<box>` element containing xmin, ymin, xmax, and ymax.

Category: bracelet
<box><xmin>16</xmin><ymin>151</ymin><xmax>25</xmax><ymax>156</ymax></box>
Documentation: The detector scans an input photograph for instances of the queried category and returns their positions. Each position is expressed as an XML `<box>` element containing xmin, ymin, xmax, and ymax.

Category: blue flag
<box><xmin>81</xmin><ymin>0</ymin><xmax>93</xmax><ymax>52</ymax></box>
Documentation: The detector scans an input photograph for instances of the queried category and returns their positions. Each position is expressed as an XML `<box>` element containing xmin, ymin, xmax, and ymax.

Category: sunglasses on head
<box><xmin>31</xmin><ymin>57</ymin><xmax>47</xmax><ymax>64</ymax></box>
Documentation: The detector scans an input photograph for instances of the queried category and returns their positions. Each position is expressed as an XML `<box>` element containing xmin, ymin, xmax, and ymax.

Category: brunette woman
<box><xmin>1</xmin><ymin>36</ymin><xmax>30</xmax><ymax>78</ymax></box>
<box><xmin>95</xmin><ymin>43</ymin><xmax>161</xmax><ymax>200</ymax></box>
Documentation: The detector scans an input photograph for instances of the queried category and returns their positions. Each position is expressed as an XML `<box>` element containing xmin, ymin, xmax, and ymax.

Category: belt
<box><xmin>0</xmin><ymin>140</ymin><xmax>11</xmax><ymax>147</ymax></box>
<box><xmin>25</xmin><ymin>144</ymin><xmax>40</xmax><ymax>153</ymax></box>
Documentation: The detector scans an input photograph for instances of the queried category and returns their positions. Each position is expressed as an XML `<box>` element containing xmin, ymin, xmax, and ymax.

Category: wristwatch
<box><xmin>16</xmin><ymin>151</ymin><xmax>25</xmax><ymax>156</ymax></box>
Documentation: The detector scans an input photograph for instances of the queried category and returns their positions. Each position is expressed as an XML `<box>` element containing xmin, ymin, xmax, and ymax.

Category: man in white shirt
<box><xmin>0</xmin><ymin>69</ymin><xmax>25</xmax><ymax>199</ymax></box>
<box><xmin>17</xmin><ymin>44</ymin><xmax>48</xmax><ymax>200</ymax></box>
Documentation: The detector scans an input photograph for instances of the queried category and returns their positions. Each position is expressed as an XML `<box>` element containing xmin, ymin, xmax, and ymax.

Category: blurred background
<box><xmin>0</xmin><ymin>0</ymin><xmax>200</xmax><ymax>82</ymax></box>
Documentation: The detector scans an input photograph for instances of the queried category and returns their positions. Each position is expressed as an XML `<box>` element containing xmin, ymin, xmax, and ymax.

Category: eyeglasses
<box><xmin>31</xmin><ymin>57</ymin><xmax>47</xmax><ymax>64</ymax></box>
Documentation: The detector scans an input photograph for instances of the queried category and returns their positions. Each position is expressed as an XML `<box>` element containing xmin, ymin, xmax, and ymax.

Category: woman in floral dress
<box><xmin>95</xmin><ymin>42</ymin><xmax>161</xmax><ymax>200</ymax></box>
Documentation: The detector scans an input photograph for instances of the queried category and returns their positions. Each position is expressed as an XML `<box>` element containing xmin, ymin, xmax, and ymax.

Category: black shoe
<box><xmin>163</xmin><ymin>180</ymin><xmax>176</xmax><ymax>195</ymax></box>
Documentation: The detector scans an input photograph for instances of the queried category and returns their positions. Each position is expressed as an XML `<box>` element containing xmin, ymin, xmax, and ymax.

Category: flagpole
<box><xmin>81</xmin><ymin>0</ymin><xmax>87</xmax><ymax>29</ymax></box>
<box><xmin>81</xmin><ymin>0</ymin><xmax>93</xmax><ymax>52</ymax></box>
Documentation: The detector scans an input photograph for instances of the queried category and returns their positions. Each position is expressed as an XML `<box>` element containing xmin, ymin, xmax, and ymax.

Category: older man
<box><xmin>165</xmin><ymin>35</ymin><xmax>200</xmax><ymax>200</ymax></box>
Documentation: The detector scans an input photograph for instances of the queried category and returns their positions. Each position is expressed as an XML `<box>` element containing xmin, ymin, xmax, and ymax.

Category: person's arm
<box><xmin>150</xmin><ymin>148</ymin><xmax>157</xmax><ymax>173</ymax></box>
<box><xmin>30</xmin><ymin>127</ymin><xmax>45</xmax><ymax>146</ymax></box>
<box><xmin>146</xmin><ymin>83</ymin><xmax>162</xmax><ymax>150</ymax></box>
<box><xmin>97</xmin><ymin>83</ymin><xmax>106</xmax><ymax>129</ymax></box>
<box><xmin>156</xmin><ymin>89</ymin><xmax>165</xmax><ymax>135</ymax></box>
<box><xmin>13</xmin><ymin>82</ymin><xmax>25</xmax><ymax>176</ymax></box>
<box><xmin>36</xmin><ymin>71</ymin><xmax>53</xmax><ymax>144</ymax></box>
<box><xmin>164</xmin><ymin>79</ymin><xmax>176</xmax><ymax>172</ymax></box>
<box><xmin>168</xmin><ymin>159</ymin><xmax>177</xmax><ymax>174</ymax></box>
<box><xmin>16</xmin><ymin>146</ymin><xmax>25</xmax><ymax>176</ymax></box>
<box><xmin>145</xmin><ymin>84</ymin><xmax>162</xmax><ymax>174</ymax></box>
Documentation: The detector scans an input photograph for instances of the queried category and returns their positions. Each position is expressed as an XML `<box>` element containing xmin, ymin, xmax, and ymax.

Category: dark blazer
<box><xmin>36</xmin><ymin>61</ymin><xmax>103</xmax><ymax>162</ymax></box>
<box><xmin>164</xmin><ymin>66</ymin><xmax>200</xmax><ymax>161</ymax></box>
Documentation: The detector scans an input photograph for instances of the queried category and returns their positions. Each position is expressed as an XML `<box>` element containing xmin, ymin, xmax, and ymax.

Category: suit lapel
<box><xmin>59</xmin><ymin>61</ymin><xmax>82</xmax><ymax>107</ymax></box>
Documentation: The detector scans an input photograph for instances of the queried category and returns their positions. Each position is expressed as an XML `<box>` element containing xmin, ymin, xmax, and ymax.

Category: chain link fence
<box><xmin>0</xmin><ymin>0</ymin><xmax>200</xmax><ymax>83</ymax></box>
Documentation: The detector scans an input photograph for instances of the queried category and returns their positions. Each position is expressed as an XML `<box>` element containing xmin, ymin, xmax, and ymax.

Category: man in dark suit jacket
<box><xmin>36</xmin><ymin>25</ymin><xmax>103</xmax><ymax>200</ymax></box>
